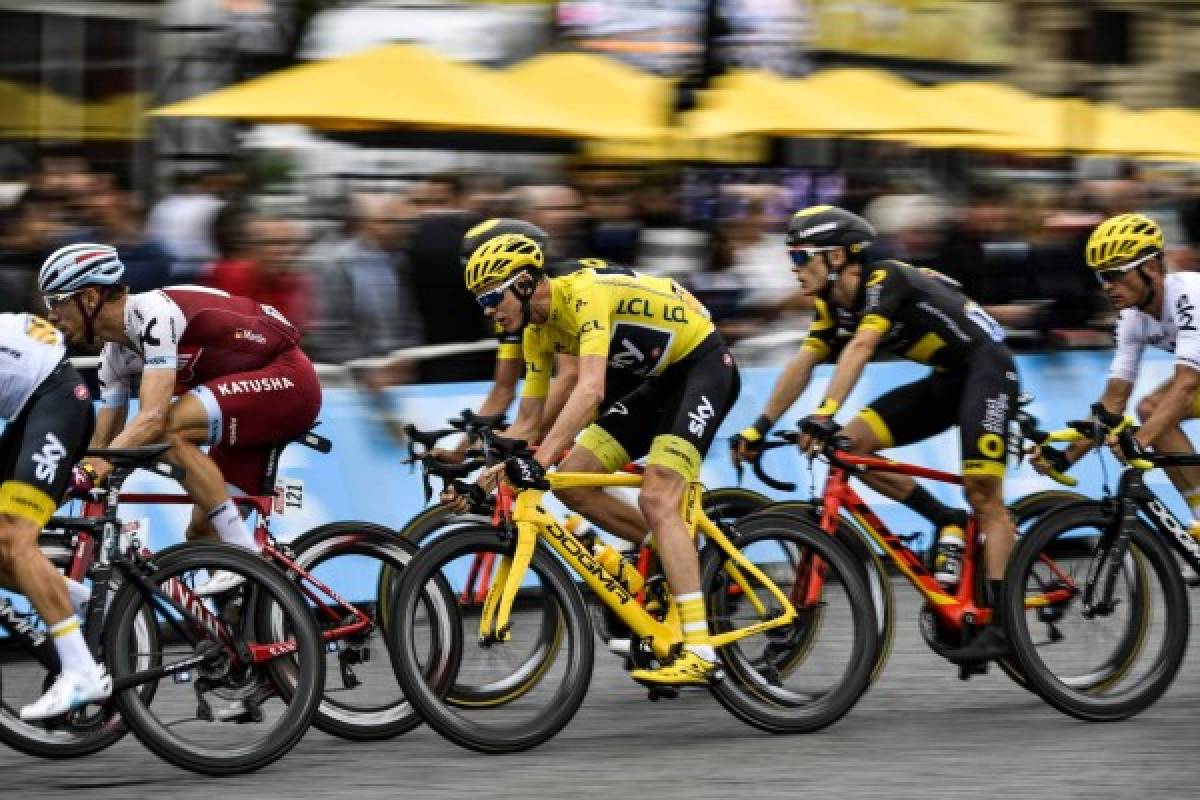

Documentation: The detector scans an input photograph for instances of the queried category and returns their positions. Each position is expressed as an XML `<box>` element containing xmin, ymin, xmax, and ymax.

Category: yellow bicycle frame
<box><xmin>478</xmin><ymin>472</ymin><xmax>798</xmax><ymax>661</ymax></box>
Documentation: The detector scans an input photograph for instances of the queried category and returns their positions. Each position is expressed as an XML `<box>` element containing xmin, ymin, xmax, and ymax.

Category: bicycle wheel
<box><xmin>702</xmin><ymin>514</ymin><xmax>879</xmax><ymax>733</ymax></box>
<box><xmin>1006</xmin><ymin>501</ymin><xmax>1189</xmax><ymax>721</ymax></box>
<box><xmin>396</xmin><ymin>515</ymin><xmax>562</xmax><ymax>710</ymax></box>
<box><xmin>702</xmin><ymin>487</ymin><xmax>770</xmax><ymax>525</ymax></box>
<box><xmin>388</xmin><ymin>526</ymin><xmax>593</xmax><ymax>753</ymax></box>
<box><xmin>1008</xmin><ymin>489</ymin><xmax>1090</xmax><ymax>531</ymax></box>
<box><xmin>747</xmin><ymin>502</ymin><xmax>895</xmax><ymax>683</ymax></box>
<box><xmin>0</xmin><ymin>534</ymin><xmax>157</xmax><ymax>759</ymax></box>
<box><xmin>281</xmin><ymin>522</ymin><xmax>457</xmax><ymax>741</ymax></box>
<box><xmin>104</xmin><ymin>543</ymin><xmax>324</xmax><ymax>774</ymax></box>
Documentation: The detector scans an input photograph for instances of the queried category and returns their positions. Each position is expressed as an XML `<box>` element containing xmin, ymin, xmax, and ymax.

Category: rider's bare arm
<box><xmin>760</xmin><ymin>346</ymin><xmax>822</xmax><ymax>426</ymax></box>
<box><xmin>1061</xmin><ymin>378</ymin><xmax>1133</xmax><ymax>465</ymax></box>
<box><xmin>816</xmin><ymin>326</ymin><xmax>884</xmax><ymax>413</ymax></box>
<box><xmin>89</xmin><ymin>404</ymin><xmax>127</xmax><ymax>449</ymax></box>
<box><xmin>504</xmin><ymin>395</ymin><xmax>547</xmax><ymax>447</ymax></box>
<box><xmin>105</xmin><ymin>369</ymin><xmax>175</xmax><ymax>449</ymax></box>
<box><xmin>540</xmin><ymin>354</ymin><xmax>579</xmax><ymax>442</ymax></box>
<box><xmin>1134</xmin><ymin>365</ymin><xmax>1200</xmax><ymax>447</ymax></box>
<box><xmin>535</xmin><ymin>354</ymin><xmax>606</xmax><ymax>469</ymax></box>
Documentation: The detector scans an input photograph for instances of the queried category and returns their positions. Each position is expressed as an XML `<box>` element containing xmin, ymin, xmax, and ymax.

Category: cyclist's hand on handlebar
<box><xmin>796</xmin><ymin>415</ymin><xmax>841</xmax><ymax>457</ymax></box>
<box><xmin>730</xmin><ymin>430</ymin><xmax>764</xmax><ymax>468</ymax></box>
<box><xmin>1108</xmin><ymin>428</ymin><xmax>1152</xmax><ymax>467</ymax></box>
<box><xmin>479</xmin><ymin>464</ymin><xmax>506</xmax><ymax>493</ymax></box>
<box><xmin>730</xmin><ymin>415</ymin><xmax>772</xmax><ymax>468</ymax></box>
<box><xmin>1030</xmin><ymin>445</ymin><xmax>1070</xmax><ymax>477</ymax></box>
<box><xmin>503</xmin><ymin>455</ymin><xmax>550</xmax><ymax>490</ymax></box>
<box><xmin>439</xmin><ymin>484</ymin><xmax>471</xmax><ymax>514</ymax></box>
<box><xmin>67</xmin><ymin>463</ymin><xmax>100</xmax><ymax>498</ymax></box>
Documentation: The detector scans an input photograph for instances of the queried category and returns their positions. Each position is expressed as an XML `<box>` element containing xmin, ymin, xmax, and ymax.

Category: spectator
<box><xmin>406</xmin><ymin>174</ymin><xmax>489</xmax><ymax>381</ymax></box>
<box><xmin>510</xmin><ymin>184</ymin><xmax>587</xmax><ymax>271</ymax></box>
<box><xmin>0</xmin><ymin>188</ymin><xmax>68</xmax><ymax>313</ymax></box>
<box><xmin>145</xmin><ymin>170</ymin><xmax>226</xmax><ymax>280</ymax></box>
<box><xmin>81</xmin><ymin>173</ymin><xmax>174</xmax><ymax>294</ymax></box>
<box><xmin>584</xmin><ymin>176</ymin><xmax>641</xmax><ymax>264</ymax></box>
<box><xmin>309</xmin><ymin>194</ymin><xmax>422</xmax><ymax>364</ymax></box>
<box><xmin>208</xmin><ymin>214</ymin><xmax>314</xmax><ymax>332</ymax></box>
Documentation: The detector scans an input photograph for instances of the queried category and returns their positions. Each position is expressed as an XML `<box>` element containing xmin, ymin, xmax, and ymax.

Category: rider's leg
<box><xmin>555</xmin><ymin>439</ymin><xmax>648</xmax><ymax>546</ymax></box>
<box><xmin>844</xmin><ymin>410</ymin><xmax>965</xmax><ymax>529</ymax></box>
<box><xmin>637</xmin><ymin>463</ymin><xmax>714</xmax><ymax>659</ymax></box>
<box><xmin>165</xmin><ymin>391</ymin><xmax>256</xmax><ymax>549</ymax></box>
<box><xmin>1138</xmin><ymin>387</ymin><xmax>1200</xmax><ymax>526</ymax></box>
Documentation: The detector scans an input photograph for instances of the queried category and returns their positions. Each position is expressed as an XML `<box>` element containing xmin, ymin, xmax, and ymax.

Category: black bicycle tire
<box><xmin>388</xmin><ymin>526</ymin><xmax>594</xmax><ymax>753</ymax></box>
<box><xmin>105</xmin><ymin>544</ymin><xmax>324</xmax><ymax>774</ymax></box>
<box><xmin>284</xmin><ymin>522</ymin><xmax>456</xmax><ymax>741</ymax></box>
<box><xmin>1006</xmin><ymin>502</ymin><xmax>1187</xmax><ymax>721</ymax></box>
<box><xmin>703</xmin><ymin>514</ymin><xmax>879</xmax><ymax>733</ymax></box>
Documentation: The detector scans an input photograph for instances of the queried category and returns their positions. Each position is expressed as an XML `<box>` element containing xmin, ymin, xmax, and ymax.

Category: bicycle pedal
<box><xmin>339</xmin><ymin>661</ymin><xmax>361</xmax><ymax>691</ymax></box>
<box><xmin>957</xmin><ymin>661</ymin><xmax>989</xmax><ymax>681</ymax></box>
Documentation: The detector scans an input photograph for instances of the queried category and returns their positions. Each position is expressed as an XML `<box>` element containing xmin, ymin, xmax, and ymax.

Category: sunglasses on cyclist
<box><xmin>42</xmin><ymin>291</ymin><xmax>80</xmax><ymax>311</ymax></box>
<box><xmin>788</xmin><ymin>246</ymin><xmax>840</xmax><ymax>268</ymax></box>
<box><xmin>475</xmin><ymin>273</ymin><xmax>523</xmax><ymax>310</ymax></box>
<box><xmin>1094</xmin><ymin>251</ymin><xmax>1159</xmax><ymax>286</ymax></box>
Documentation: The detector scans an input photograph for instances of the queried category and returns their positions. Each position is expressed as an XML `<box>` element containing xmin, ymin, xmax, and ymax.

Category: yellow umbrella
<box><xmin>150</xmin><ymin>44</ymin><xmax>601</xmax><ymax>137</ymax></box>
<box><xmin>799</xmin><ymin>69</ymin><xmax>993</xmax><ymax>134</ymax></box>
<box><xmin>685</xmin><ymin>69</ymin><xmax>992</xmax><ymax>139</ymax></box>
<box><xmin>0</xmin><ymin>78</ymin><xmax>146</xmax><ymax>140</ymax></box>
<box><xmin>503</xmin><ymin>52</ymin><xmax>672</xmax><ymax>140</ymax></box>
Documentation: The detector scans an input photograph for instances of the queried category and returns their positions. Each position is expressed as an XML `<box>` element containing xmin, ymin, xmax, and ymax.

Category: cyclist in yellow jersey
<box><xmin>453</xmin><ymin>232</ymin><xmax>741</xmax><ymax>685</ymax></box>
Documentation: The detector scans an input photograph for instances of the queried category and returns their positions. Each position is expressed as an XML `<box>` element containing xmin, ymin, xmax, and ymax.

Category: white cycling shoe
<box><xmin>194</xmin><ymin>570</ymin><xmax>246</xmax><ymax>597</ymax></box>
<box><xmin>21</xmin><ymin>666</ymin><xmax>112</xmax><ymax>721</ymax></box>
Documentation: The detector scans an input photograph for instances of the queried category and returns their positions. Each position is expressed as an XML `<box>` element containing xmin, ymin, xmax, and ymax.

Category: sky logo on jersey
<box><xmin>32</xmin><ymin>432</ymin><xmax>67</xmax><ymax>483</ymax></box>
<box><xmin>687</xmin><ymin>396</ymin><xmax>715</xmax><ymax>437</ymax></box>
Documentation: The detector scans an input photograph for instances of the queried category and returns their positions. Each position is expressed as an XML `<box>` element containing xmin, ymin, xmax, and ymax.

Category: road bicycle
<box><xmin>391</xmin><ymin>413</ymin><xmax>775</xmax><ymax>709</ymax></box>
<box><xmin>1005</xmin><ymin>407</ymin><xmax>1191</xmax><ymax>721</ymax></box>
<box><xmin>103</xmin><ymin>428</ymin><xmax>455</xmax><ymax>742</ymax></box>
<box><xmin>0</xmin><ymin>444</ymin><xmax>325</xmax><ymax>774</ymax></box>
<box><xmin>387</xmin><ymin>431</ymin><xmax>879</xmax><ymax>754</ymax></box>
<box><xmin>752</xmin><ymin>431</ymin><xmax>1047</xmax><ymax>685</ymax></box>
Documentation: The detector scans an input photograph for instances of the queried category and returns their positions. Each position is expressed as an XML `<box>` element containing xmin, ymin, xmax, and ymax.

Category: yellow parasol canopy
<box><xmin>150</xmin><ymin>44</ymin><xmax>607</xmax><ymax>138</ymax></box>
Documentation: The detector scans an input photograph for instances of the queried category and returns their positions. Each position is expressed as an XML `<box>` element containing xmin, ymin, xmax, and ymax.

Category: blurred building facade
<box><xmin>1009</xmin><ymin>0</ymin><xmax>1200</xmax><ymax>108</ymax></box>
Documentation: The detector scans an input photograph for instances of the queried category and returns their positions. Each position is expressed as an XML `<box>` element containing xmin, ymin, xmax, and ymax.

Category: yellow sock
<box><xmin>676</xmin><ymin>592</ymin><xmax>709</xmax><ymax>646</ymax></box>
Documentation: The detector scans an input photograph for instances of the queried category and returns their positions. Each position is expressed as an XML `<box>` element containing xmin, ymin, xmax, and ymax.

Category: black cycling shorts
<box><xmin>856</xmin><ymin>345</ymin><xmax>1019</xmax><ymax>477</ymax></box>
<box><xmin>577</xmin><ymin>334</ymin><xmax>741</xmax><ymax>481</ymax></box>
<box><xmin>0</xmin><ymin>362</ymin><xmax>94</xmax><ymax>527</ymax></box>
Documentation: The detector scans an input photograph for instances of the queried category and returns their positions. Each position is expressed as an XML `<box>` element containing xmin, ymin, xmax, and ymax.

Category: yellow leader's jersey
<box><xmin>520</xmin><ymin>269</ymin><xmax>713</xmax><ymax>399</ymax></box>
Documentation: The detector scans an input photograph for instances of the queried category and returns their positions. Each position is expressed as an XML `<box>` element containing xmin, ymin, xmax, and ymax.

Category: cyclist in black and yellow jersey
<box><xmin>452</xmin><ymin>231</ymin><xmax>741</xmax><ymax>685</ymax></box>
<box><xmin>731</xmin><ymin>205</ymin><xmax>1020</xmax><ymax>662</ymax></box>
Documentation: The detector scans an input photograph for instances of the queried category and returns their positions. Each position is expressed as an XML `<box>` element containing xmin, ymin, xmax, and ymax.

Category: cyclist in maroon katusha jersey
<box><xmin>39</xmin><ymin>243</ymin><xmax>322</xmax><ymax>596</ymax></box>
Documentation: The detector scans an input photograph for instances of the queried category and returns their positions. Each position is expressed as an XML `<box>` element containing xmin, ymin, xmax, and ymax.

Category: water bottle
<box><xmin>933</xmin><ymin>524</ymin><xmax>966</xmax><ymax>588</ymax></box>
<box><xmin>592</xmin><ymin>542</ymin><xmax>645</xmax><ymax>595</ymax></box>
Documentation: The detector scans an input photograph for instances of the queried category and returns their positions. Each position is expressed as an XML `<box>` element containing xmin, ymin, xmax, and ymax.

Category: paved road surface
<box><xmin>4</xmin><ymin>582</ymin><xmax>1198</xmax><ymax>800</ymax></box>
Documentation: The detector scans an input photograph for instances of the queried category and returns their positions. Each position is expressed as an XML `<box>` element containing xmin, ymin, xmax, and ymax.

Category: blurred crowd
<box><xmin>5</xmin><ymin>152</ymin><xmax>1200</xmax><ymax>380</ymax></box>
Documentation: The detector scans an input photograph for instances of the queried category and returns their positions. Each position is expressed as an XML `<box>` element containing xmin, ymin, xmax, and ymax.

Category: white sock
<box><xmin>63</xmin><ymin>577</ymin><xmax>91</xmax><ymax>612</ymax></box>
<box><xmin>206</xmin><ymin>500</ymin><xmax>257</xmax><ymax>550</ymax></box>
<box><xmin>50</xmin><ymin>616</ymin><xmax>99</xmax><ymax>675</ymax></box>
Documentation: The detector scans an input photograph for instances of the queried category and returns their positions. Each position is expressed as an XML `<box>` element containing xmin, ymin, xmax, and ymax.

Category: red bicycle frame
<box><xmin>81</xmin><ymin>490</ymin><xmax>372</xmax><ymax>651</ymax></box>
<box><xmin>816</xmin><ymin>450</ymin><xmax>1075</xmax><ymax>632</ymax></box>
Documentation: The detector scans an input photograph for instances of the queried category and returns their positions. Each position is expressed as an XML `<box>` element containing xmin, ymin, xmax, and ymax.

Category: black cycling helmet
<box><xmin>460</xmin><ymin>218</ymin><xmax>549</xmax><ymax>266</ymax></box>
<box><xmin>786</xmin><ymin>205</ymin><xmax>877</xmax><ymax>256</ymax></box>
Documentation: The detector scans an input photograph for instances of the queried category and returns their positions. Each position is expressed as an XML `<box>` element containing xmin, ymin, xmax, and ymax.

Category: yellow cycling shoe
<box><xmin>630</xmin><ymin>649</ymin><xmax>719</xmax><ymax>687</ymax></box>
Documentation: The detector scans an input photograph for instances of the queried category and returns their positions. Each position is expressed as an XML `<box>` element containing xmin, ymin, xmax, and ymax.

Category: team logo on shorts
<box><xmin>33</xmin><ymin>433</ymin><xmax>67</xmax><ymax>483</ymax></box>
<box><xmin>723</xmin><ymin>352</ymin><xmax>733</xmax><ymax>367</ymax></box>
<box><xmin>74</xmin><ymin>384</ymin><xmax>90</xmax><ymax>401</ymax></box>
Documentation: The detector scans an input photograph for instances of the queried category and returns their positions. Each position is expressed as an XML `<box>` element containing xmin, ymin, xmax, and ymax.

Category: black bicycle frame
<box><xmin>1087</xmin><ymin>465</ymin><xmax>1200</xmax><ymax>613</ymax></box>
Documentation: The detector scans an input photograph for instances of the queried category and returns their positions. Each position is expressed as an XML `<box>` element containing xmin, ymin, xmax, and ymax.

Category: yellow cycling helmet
<box><xmin>463</xmin><ymin>232</ymin><xmax>545</xmax><ymax>294</ymax></box>
<box><xmin>1086</xmin><ymin>213</ymin><xmax>1164</xmax><ymax>270</ymax></box>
